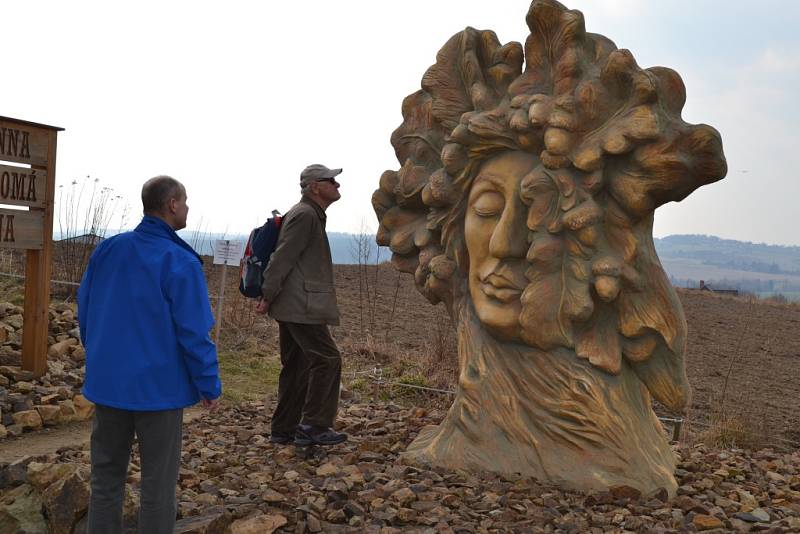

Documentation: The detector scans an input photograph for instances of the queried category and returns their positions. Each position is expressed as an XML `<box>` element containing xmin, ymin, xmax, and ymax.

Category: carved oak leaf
<box><xmin>413</xmin><ymin>245</ymin><xmax>456</xmax><ymax>306</ymax></box>
<box><xmin>390</xmin><ymin>91</ymin><xmax>444</xmax><ymax>171</ymax></box>
<box><xmin>423</xmin><ymin>28</ymin><xmax>522</xmax><ymax>132</ymax></box>
<box><xmin>395</xmin><ymin>160</ymin><xmax>431</xmax><ymax>210</ymax></box>
<box><xmin>617</xmin><ymin>236</ymin><xmax>690</xmax><ymax>410</ymax></box>
<box><xmin>521</xmin><ymin>232</ymin><xmax>571</xmax><ymax>348</ymax></box>
<box><xmin>377</xmin><ymin>206</ymin><xmax>428</xmax><ymax>257</ymax></box>
<box><xmin>575</xmin><ymin>302</ymin><xmax>622</xmax><ymax>374</ymax></box>
<box><xmin>610</xmin><ymin>124</ymin><xmax>727</xmax><ymax>218</ymax></box>
<box><xmin>374</xmin><ymin>166</ymin><xmax>429</xmax><ymax>275</ymax></box>
<box><xmin>521</xmin><ymin>1</ymin><xmax>588</xmax><ymax>94</ymax></box>
<box><xmin>519</xmin><ymin>168</ymin><xmax>599</xmax><ymax>351</ymax></box>
<box><xmin>372</xmin><ymin>170</ymin><xmax>398</xmax><ymax>221</ymax></box>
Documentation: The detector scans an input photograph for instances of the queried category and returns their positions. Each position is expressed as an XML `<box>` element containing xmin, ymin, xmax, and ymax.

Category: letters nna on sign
<box><xmin>213</xmin><ymin>239</ymin><xmax>244</xmax><ymax>266</ymax></box>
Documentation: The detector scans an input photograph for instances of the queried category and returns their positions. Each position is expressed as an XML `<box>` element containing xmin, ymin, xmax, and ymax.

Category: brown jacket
<box><xmin>261</xmin><ymin>197</ymin><xmax>340</xmax><ymax>325</ymax></box>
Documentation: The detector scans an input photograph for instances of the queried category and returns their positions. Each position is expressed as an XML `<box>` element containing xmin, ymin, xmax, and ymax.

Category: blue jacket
<box><xmin>78</xmin><ymin>216</ymin><xmax>221</xmax><ymax>410</ymax></box>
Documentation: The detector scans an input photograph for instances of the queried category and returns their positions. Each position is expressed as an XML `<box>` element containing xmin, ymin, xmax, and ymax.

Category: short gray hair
<box><xmin>142</xmin><ymin>175</ymin><xmax>184</xmax><ymax>214</ymax></box>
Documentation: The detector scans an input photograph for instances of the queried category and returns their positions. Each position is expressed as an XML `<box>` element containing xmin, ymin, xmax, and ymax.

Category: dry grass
<box><xmin>217</xmin><ymin>339</ymin><xmax>281</xmax><ymax>404</ymax></box>
<box><xmin>419</xmin><ymin>313</ymin><xmax>458</xmax><ymax>391</ymax></box>
<box><xmin>0</xmin><ymin>273</ymin><xmax>25</xmax><ymax>307</ymax></box>
<box><xmin>338</xmin><ymin>314</ymin><xmax>458</xmax><ymax>409</ymax></box>
<box><xmin>699</xmin><ymin>413</ymin><xmax>774</xmax><ymax>450</ymax></box>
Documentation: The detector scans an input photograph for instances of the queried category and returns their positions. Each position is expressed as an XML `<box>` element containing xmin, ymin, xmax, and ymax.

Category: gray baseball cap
<box><xmin>300</xmin><ymin>164</ymin><xmax>342</xmax><ymax>187</ymax></box>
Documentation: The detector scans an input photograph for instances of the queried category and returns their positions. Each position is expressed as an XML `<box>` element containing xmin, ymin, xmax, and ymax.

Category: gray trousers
<box><xmin>87</xmin><ymin>404</ymin><xmax>183</xmax><ymax>534</ymax></box>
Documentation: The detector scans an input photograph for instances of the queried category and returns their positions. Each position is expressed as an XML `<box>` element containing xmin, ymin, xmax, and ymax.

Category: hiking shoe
<box><xmin>294</xmin><ymin>424</ymin><xmax>348</xmax><ymax>446</ymax></box>
<box><xmin>269</xmin><ymin>430</ymin><xmax>295</xmax><ymax>444</ymax></box>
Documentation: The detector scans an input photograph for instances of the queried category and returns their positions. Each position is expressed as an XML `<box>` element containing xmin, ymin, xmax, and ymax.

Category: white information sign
<box><xmin>213</xmin><ymin>239</ymin><xmax>244</xmax><ymax>266</ymax></box>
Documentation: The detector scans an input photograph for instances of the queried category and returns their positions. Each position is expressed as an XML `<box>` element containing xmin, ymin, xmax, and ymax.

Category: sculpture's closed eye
<box><xmin>471</xmin><ymin>191</ymin><xmax>504</xmax><ymax>217</ymax></box>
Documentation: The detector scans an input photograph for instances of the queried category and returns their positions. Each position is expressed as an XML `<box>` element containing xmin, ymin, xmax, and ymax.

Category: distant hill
<box><xmin>653</xmin><ymin>235</ymin><xmax>800</xmax><ymax>299</ymax></box>
<box><xmin>654</xmin><ymin>234</ymin><xmax>800</xmax><ymax>274</ymax></box>
<box><xmin>326</xmin><ymin>232</ymin><xmax>389</xmax><ymax>265</ymax></box>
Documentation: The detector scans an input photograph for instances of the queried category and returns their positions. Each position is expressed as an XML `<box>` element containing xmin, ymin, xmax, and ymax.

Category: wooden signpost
<box><xmin>0</xmin><ymin>116</ymin><xmax>62</xmax><ymax>377</ymax></box>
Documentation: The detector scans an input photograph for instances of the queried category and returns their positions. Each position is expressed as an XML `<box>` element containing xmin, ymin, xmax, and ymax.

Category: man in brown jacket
<box><xmin>255</xmin><ymin>164</ymin><xmax>347</xmax><ymax>446</ymax></box>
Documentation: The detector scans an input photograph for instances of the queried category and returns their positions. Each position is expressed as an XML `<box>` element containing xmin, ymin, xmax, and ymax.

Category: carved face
<box><xmin>465</xmin><ymin>150</ymin><xmax>537</xmax><ymax>341</ymax></box>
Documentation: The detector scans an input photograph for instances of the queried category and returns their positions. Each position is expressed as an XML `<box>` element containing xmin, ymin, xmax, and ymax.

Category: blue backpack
<box><xmin>239</xmin><ymin>212</ymin><xmax>283</xmax><ymax>298</ymax></box>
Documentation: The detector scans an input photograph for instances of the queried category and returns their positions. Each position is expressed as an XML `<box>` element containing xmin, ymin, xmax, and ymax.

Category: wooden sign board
<box><xmin>0</xmin><ymin>208</ymin><xmax>44</xmax><ymax>250</ymax></box>
<box><xmin>0</xmin><ymin>164</ymin><xmax>47</xmax><ymax>208</ymax></box>
<box><xmin>0</xmin><ymin>119</ymin><xmax>49</xmax><ymax>167</ymax></box>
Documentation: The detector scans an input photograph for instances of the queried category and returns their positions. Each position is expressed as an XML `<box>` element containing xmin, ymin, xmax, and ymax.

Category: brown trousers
<box><xmin>271</xmin><ymin>321</ymin><xmax>341</xmax><ymax>433</ymax></box>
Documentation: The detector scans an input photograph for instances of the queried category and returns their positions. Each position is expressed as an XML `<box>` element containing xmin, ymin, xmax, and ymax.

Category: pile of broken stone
<box><xmin>1</xmin><ymin>401</ymin><xmax>799</xmax><ymax>533</ymax></box>
<box><xmin>0</xmin><ymin>302</ymin><xmax>94</xmax><ymax>440</ymax></box>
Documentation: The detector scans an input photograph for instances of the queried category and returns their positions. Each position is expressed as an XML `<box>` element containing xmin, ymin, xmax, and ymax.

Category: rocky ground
<box><xmin>0</xmin><ymin>302</ymin><xmax>94</xmax><ymax>441</ymax></box>
<box><xmin>1</xmin><ymin>400</ymin><xmax>799</xmax><ymax>533</ymax></box>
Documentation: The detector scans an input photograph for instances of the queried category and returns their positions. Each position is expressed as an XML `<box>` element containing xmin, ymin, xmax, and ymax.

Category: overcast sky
<box><xmin>3</xmin><ymin>1</ymin><xmax>799</xmax><ymax>245</ymax></box>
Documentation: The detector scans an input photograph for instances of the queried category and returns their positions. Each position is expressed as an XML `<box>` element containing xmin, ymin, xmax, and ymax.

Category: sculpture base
<box><xmin>402</xmin><ymin>313</ymin><xmax>678</xmax><ymax>496</ymax></box>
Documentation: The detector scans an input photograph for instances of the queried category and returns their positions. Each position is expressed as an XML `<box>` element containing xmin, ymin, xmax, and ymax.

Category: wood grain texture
<box><xmin>0</xmin><ymin>119</ymin><xmax>50</xmax><ymax>167</ymax></box>
<box><xmin>0</xmin><ymin>208</ymin><xmax>44</xmax><ymax>250</ymax></box>
<box><xmin>22</xmin><ymin>128</ymin><xmax>58</xmax><ymax>377</ymax></box>
<box><xmin>0</xmin><ymin>164</ymin><xmax>47</xmax><ymax>208</ymax></box>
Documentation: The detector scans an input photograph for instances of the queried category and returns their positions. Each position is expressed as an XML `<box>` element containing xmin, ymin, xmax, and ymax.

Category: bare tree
<box><xmin>350</xmin><ymin>221</ymin><xmax>381</xmax><ymax>339</ymax></box>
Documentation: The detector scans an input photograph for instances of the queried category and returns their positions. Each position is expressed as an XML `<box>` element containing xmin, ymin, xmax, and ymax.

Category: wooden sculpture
<box><xmin>373</xmin><ymin>0</ymin><xmax>727</xmax><ymax>495</ymax></box>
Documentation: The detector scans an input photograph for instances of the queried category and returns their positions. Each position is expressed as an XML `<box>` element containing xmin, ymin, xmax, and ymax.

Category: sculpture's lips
<box><xmin>480</xmin><ymin>273</ymin><xmax>523</xmax><ymax>303</ymax></box>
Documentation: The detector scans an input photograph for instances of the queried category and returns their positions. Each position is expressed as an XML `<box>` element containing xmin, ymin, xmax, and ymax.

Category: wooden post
<box><xmin>22</xmin><ymin>129</ymin><xmax>57</xmax><ymax>377</ymax></box>
<box><xmin>214</xmin><ymin>264</ymin><xmax>227</xmax><ymax>344</ymax></box>
<box><xmin>0</xmin><ymin>116</ymin><xmax>63</xmax><ymax>378</ymax></box>
<box><xmin>671</xmin><ymin>418</ymin><xmax>683</xmax><ymax>443</ymax></box>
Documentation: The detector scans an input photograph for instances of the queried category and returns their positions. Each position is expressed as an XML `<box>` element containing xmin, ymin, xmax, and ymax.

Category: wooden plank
<box><xmin>22</xmin><ymin>129</ymin><xmax>57</xmax><ymax>377</ymax></box>
<box><xmin>0</xmin><ymin>116</ymin><xmax>64</xmax><ymax>132</ymax></box>
<box><xmin>0</xmin><ymin>119</ymin><xmax>50</xmax><ymax>166</ymax></box>
<box><xmin>0</xmin><ymin>164</ymin><xmax>47</xmax><ymax>208</ymax></box>
<box><xmin>0</xmin><ymin>208</ymin><xmax>44</xmax><ymax>250</ymax></box>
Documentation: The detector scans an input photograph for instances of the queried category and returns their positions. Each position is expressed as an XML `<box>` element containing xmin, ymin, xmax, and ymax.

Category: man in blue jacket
<box><xmin>78</xmin><ymin>175</ymin><xmax>221</xmax><ymax>534</ymax></box>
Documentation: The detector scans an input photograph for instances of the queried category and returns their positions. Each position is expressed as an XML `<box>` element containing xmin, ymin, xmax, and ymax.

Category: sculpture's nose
<box><xmin>488</xmin><ymin>196</ymin><xmax>528</xmax><ymax>259</ymax></box>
